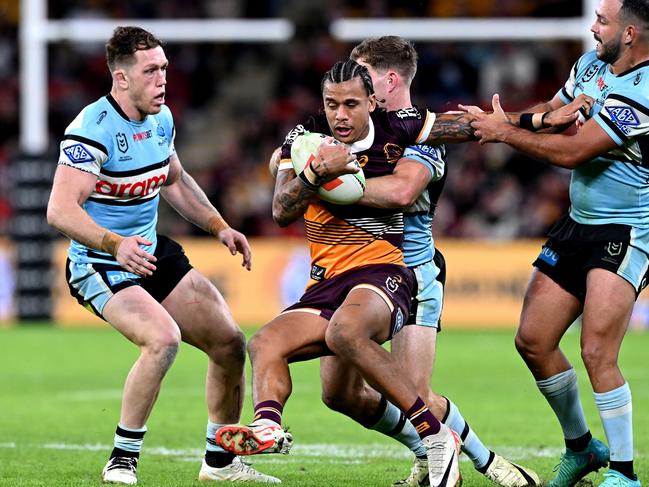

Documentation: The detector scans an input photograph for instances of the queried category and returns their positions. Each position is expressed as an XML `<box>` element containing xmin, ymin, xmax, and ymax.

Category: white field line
<box><xmin>6</xmin><ymin>441</ymin><xmax>645</xmax><ymax>462</ymax></box>
<box><xmin>0</xmin><ymin>441</ymin><xmax>571</xmax><ymax>462</ymax></box>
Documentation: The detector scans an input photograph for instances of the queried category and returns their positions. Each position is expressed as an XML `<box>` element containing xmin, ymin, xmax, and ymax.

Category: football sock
<box><xmin>594</xmin><ymin>382</ymin><xmax>634</xmax><ymax>478</ymax></box>
<box><xmin>406</xmin><ymin>397</ymin><xmax>441</xmax><ymax>439</ymax></box>
<box><xmin>253</xmin><ymin>400</ymin><xmax>283</xmax><ymax>425</ymax></box>
<box><xmin>536</xmin><ymin>368</ymin><xmax>590</xmax><ymax>445</ymax></box>
<box><xmin>204</xmin><ymin>421</ymin><xmax>235</xmax><ymax>468</ymax></box>
<box><xmin>369</xmin><ymin>396</ymin><xmax>427</xmax><ymax>458</ymax></box>
<box><xmin>111</xmin><ymin>423</ymin><xmax>146</xmax><ymax>458</ymax></box>
<box><xmin>442</xmin><ymin>397</ymin><xmax>491</xmax><ymax>469</ymax></box>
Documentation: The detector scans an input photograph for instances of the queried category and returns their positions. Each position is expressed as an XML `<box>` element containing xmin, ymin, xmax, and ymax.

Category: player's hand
<box><xmin>217</xmin><ymin>227</ymin><xmax>252</xmax><ymax>271</ymax></box>
<box><xmin>457</xmin><ymin>103</ymin><xmax>484</xmax><ymax>115</ymax></box>
<box><xmin>543</xmin><ymin>94</ymin><xmax>594</xmax><ymax>129</ymax></box>
<box><xmin>471</xmin><ymin>94</ymin><xmax>513</xmax><ymax>144</ymax></box>
<box><xmin>313</xmin><ymin>139</ymin><xmax>359</xmax><ymax>181</ymax></box>
<box><xmin>115</xmin><ymin>236</ymin><xmax>157</xmax><ymax>277</ymax></box>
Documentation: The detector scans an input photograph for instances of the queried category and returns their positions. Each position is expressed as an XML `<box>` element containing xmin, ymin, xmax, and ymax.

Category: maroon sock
<box><xmin>406</xmin><ymin>397</ymin><xmax>441</xmax><ymax>438</ymax></box>
<box><xmin>253</xmin><ymin>400</ymin><xmax>283</xmax><ymax>425</ymax></box>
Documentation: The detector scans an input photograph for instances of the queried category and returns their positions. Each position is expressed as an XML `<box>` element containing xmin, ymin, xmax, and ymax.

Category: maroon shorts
<box><xmin>283</xmin><ymin>264</ymin><xmax>416</xmax><ymax>339</ymax></box>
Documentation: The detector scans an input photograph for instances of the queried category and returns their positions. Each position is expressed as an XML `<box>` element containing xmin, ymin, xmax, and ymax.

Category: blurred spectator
<box><xmin>4</xmin><ymin>0</ymin><xmax>587</xmax><ymax>241</ymax></box>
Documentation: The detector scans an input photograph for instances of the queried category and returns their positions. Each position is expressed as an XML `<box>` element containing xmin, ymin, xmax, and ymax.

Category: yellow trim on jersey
<box><xmin>280</xmin><ymin>308</ymin><xmax>323</xmax><ymax>316</ymax></box>
<box><xmin>351</xmin><ymin>284</ymin><xmax>395</xmax><ymax>312</ymax></box>
<box><xmin>278</xmin><ymin>159</ymin><xmax>294</xmax><ymax>171</ymax></box>
<box><xmin>415</xmin><ymin>110</ymin><xmax>437</xmax><ymax>144</ymax></box>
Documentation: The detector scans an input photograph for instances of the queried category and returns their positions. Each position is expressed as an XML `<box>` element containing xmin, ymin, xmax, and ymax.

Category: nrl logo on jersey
<box><xmin>605</xmin><ymin>106</ymin><xmax>640</xmax><ymax>134</ymax></box>
<box><xmin>581</xmin><ymin>63</ymin><xmax>600</xmax><ymax>83</ymax></box>
<box><xmin>116</xmin><ymin>132</ymin><xmax>129</xmax><ymax>153</ymax></box>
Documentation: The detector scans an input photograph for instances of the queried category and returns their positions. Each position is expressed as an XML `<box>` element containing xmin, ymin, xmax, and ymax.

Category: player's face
<box><xmin>322</xmin><ymin>77</ymin><xmax>376</xmax><ymax>144</ymax></box>
<box><xmin>591</xmin><ymin>0</ymin><xmax>624</xmax><ymax>64</ymax></box>
<box><xmin>124</xmin><ymin>46</ymin><xmax>168</xmax><ymax>119</ymax></box>
<box><xmin>355</xmin><ymin>58</ymin><xmax>389</xmax><ymax>107</ymax></box>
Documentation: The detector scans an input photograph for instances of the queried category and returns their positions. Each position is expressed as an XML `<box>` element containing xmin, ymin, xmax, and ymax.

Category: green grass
<box><xmin>0</xmin><ymin>326</ymin><xmax>647</xmax><ymax>486</ymax></box>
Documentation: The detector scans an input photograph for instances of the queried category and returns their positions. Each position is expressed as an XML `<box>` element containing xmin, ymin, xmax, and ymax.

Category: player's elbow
<box><xmin>272</xmin><ymin>207</ymin><xmax>292</xmax><ymax>228</ymax></box>
<box><xmin>549</xmin><ymin>152</ymin><xmax>586</xmax><ymax>169</ymax></box>
<box><xmin>392</xmin><ymin>190</ymin><xmax>419</xmax><ymax>208</ymax></box>
<box><xmin>46</xmin><ymin>200</ymin><xmax>63</xmax><ymax>229</ymax></box>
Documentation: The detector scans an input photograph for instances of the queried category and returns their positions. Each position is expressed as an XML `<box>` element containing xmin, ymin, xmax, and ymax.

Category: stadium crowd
<box><xmin>1</xmin><ymin>0</ymin><xmax>584</xmax><ymax>240</ymax></box>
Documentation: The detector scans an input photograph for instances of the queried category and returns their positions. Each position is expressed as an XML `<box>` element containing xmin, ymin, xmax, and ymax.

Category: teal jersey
<box><xmin>401</xmin><ymin>144</ymin><xmax>447</xmax><ymax>267</ymax></box>
<box><xmin>558</xmin><ymin>50</ymin><xmax>649</xmax><ymax>227</ymax></box>
<box><xmin>57</xmin><ymin>95</ymin><xmax>176</xmax><ymax>265</ymax></box>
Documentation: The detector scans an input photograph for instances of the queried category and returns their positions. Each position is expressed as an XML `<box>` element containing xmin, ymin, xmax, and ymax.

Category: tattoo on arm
<box><xmin>427</xmin><ymin>113</ymin><xmax>477</xmax><ymax>143</ymax></box>
<box><xmin>273</xmin><ymin>170</ymin><xmax>315</xmax><ymax>226</ymax></box>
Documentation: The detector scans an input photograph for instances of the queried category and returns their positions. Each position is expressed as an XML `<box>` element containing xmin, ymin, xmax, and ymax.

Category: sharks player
<box><xmin>471</xmin><ymin>1</ymin><xmax>649</xmax><ymax>485</ymax></box>
<box><xmin>47</xmin><ymin>26</ymin><xmax>277</xmax><ymax>485</ymax></box>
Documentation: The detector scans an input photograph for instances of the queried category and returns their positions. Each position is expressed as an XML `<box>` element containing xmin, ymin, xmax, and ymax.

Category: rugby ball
<box><xmin>291</xmin><ymin>132</ymin><xmax>365</xmax><ymax>205</ymax></box>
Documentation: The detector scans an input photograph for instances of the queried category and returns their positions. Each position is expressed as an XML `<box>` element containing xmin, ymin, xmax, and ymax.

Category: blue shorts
<box><xmin>406</xmin><ymin>249</ymin><xmax>446</xmax><ymax>331</ymax></box>
<box><xmin>66</xmin><ymin>235</ymin><xmax>192</xmax><ymax>319</ymax></box>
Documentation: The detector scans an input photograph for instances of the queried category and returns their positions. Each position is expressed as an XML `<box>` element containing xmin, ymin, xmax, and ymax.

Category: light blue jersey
<box><xmin>558</xmin><ymin>50</ymin><xmax>649</xmax><ymax>228</ymax></box>
<box><xmin>400</xmin><ymin>144</ymin><xmax>447</xmax><ymax>329</ymax></box>
<box><xmin>57</xmin><ymin>95</ymin><xmax>175</xmax><ymax>265</ymax></box>
<box><xmin>401</xmin><ymin>144</ymin><xmax>447</xmax><ymax>267</ymax></box>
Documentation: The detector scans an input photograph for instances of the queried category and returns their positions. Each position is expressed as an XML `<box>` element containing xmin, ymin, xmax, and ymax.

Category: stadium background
<box><xmin>1</xmin><ymin>0</ymin><xmax>649</xmax><ymax>330</ymax></box>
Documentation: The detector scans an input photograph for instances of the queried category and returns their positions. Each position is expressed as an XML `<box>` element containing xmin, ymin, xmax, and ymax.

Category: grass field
<box><xmin>0</xmin><ymin>325</ymin><xmax>646</xmax><ymax>486</ymax></box>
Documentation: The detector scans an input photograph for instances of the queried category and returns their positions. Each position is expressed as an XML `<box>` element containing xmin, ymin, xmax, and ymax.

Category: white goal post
<box><xmin>19</xmin><ymin>0</ymin><xmax>598</xmax><ymax>155</ymax></box>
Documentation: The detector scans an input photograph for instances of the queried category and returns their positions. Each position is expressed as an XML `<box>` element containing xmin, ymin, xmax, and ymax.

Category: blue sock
<box><xmin>113</xmin><ymin>423</ymin><xmax>146</xmax><ymax>456</ymax></box>
<box><xmin>593</xmin><ymin>383</ymin><xmax>633</xmax><ymax>462</ymax></box>
<box><xmin>443</xmin><ymin>399</ymin><xmax>490</xmax><ymax>469</ymax></box>
<box><xmin>536</xmin><ymin>368</ymin><xmax>589</xmax><ymax>441</ymax></box>
<box><xmin>206</xmin><ymin>421</ymin><xmax>228</xmax><ymax>454</ymax></box>
<box><xmin>370</xmin><ymin>400</ymin><xmax>427</xmax><ymax>458</ymax></box>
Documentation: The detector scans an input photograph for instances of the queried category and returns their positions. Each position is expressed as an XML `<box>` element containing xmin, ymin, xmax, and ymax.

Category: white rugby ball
<box><xmin>290</xmin><ymin>132</ymin><xmax>365</xmax><ymax>205</ymax></box>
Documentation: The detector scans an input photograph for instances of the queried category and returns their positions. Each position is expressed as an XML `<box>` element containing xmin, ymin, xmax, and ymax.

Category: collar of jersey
<box><xmin>106</xmin><ymin>93</ymin><xmax>147</xmax><ymax>124</ymax></box>
<box><xmin>347</xmin><ymin>117</ymin><xmax>375</xmax><ymax>154</ymax></box>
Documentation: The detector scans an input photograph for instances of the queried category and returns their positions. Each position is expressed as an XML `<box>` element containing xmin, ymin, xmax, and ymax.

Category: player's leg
<box><xmin>320</xmin><ymin>355</ymin><xmax>427</xmax><ymax>459</ymax></box>
<box><xmin>582</xmin><ymin>267</ymin><xmax>639</xmax><ymax>485</ymax></box>
<box><xmin>397</xmin><ymin>256</ymin><xmax>539</xmax><ymax>487</ymax></box>
<box><xmin>324</xmin><ymin>270</ymin><xmax>460</xmax><ymax>487</ymax></box>
<box><xmin>101</xmin><ymin>285</ymin><xmax>183</xmax><ymax>485</ymax></box>
<box><xmin>216</xmin><ymin>310</ymin><xmax>330</xmax><ymax>457</ymax></box>
<box><xmin>150</xmin><ymin>237</ymin><xmax>278</xmax><ymax>483</ymax></box>
<box><xmin>515</xmin><ymin>269</ymin><xmax>608</xmax><ymax>487</ymax></box>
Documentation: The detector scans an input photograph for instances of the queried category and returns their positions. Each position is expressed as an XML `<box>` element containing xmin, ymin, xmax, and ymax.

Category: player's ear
<box><xmin>386</xmin><ymin>71</ymin><xmax>399</xmax><ymax>92</ymax></box>
<box><xmin>368</xmin><ymin>93</ymin><xmax>377</xmax><ymax>112</ymax></box>
<box><xmin>624</xmin><ymin>24</ymin><xmax>637</xmax><ymax>46</ymax></box>
<box><xmin>113</xmin><ymin>68</ymin><xmax>129</xmax><ymax>89</ymax></box>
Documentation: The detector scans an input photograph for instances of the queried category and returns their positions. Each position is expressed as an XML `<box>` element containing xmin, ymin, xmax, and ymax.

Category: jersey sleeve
<box><xmin>402</xmin><ymin>144</ymin><xmax>446</xmax><ymax>182</ymax></box>
<box><xmin>278</xmin><ymin>115</ymin><xmax>322</xmax><ymax>172</ymax></box>
<box><xmin>557</xmin><ymin>50</ymin><xmax>598</xmax><ymax>104</ymax></box>
<box><xmin>58</xmin><ymin>107</ymin><xmax>110</xmax><ymax>175</ymax></box>
<box><xmin>595</xmin><ymin>90</ymin><xmax>649</xmax><ymax>146</ymax></box>
<box><xmin>387</xmin><ymin>107</ymin><xmax>436</xmax><ymax>145</ymax></box>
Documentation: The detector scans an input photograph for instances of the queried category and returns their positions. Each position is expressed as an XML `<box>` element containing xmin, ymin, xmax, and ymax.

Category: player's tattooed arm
<box><xmin>425</xmin><ymin>112</ymin><xmax>478</xmax><ymax>143</ymax></box>
<box><xmin>272</xmin><ymin>169</ymin><xmax>317</xmax><ymax>227</ymax></box>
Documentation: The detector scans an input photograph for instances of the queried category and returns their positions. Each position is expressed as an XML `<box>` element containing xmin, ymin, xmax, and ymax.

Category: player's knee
<box><xmin>514</xmin><ymin>329</ymin><xmax>536</xmax><ymax>359</ymax></box>
<box><xmin>247</xmin><ymin>329</ymin><xmax>273</xmax><ymax>364</ymax></box>
<box><xmin>321</xmin><ymin>389</ymin><xmax>353</xmax><ymax>414</ymax></box>
<box><xmin>581</xmin><ymin>342</ymin><xmax>615</xmax><ymax>372</ymax></box>
<box><xmin>325</xmin><ymin>319</ymin><xmax>361</xmax><ymax>357</ymax></box>
<box><xmin>221</xmin><ymin>328</ymin><xmax>246</xmax><ymax>365</ymax></box>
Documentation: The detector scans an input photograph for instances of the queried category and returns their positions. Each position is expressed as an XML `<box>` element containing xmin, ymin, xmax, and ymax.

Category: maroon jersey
<box><xmin>279</xmin><ymin>107</ymin><xmax>435</xmax><ymax>287</ymax></box>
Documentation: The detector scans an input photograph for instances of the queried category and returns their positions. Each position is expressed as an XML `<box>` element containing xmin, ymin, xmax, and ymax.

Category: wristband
<box><xmin>303</xmin><ymin>164</ymin><xmax>322</xmax><ymax>185</ymax></box>
<box><xmin>101</xmin><ymin>231</ymin><xmax>124</xmax><ymax>257</ymax></box>
<box><xmin>519</xmin><ymin>113</ymin><xmax>535</xmax><ymax>131</ymax></box>
<box><xmin>207</xmin><ymin>215</ymin><xmax>230</xmax><ymax>235</ymax></box>
<box><xmin>298</xmin><ymin>170</ymin><xmax>319</xmax><ymax>191</ymax></box>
